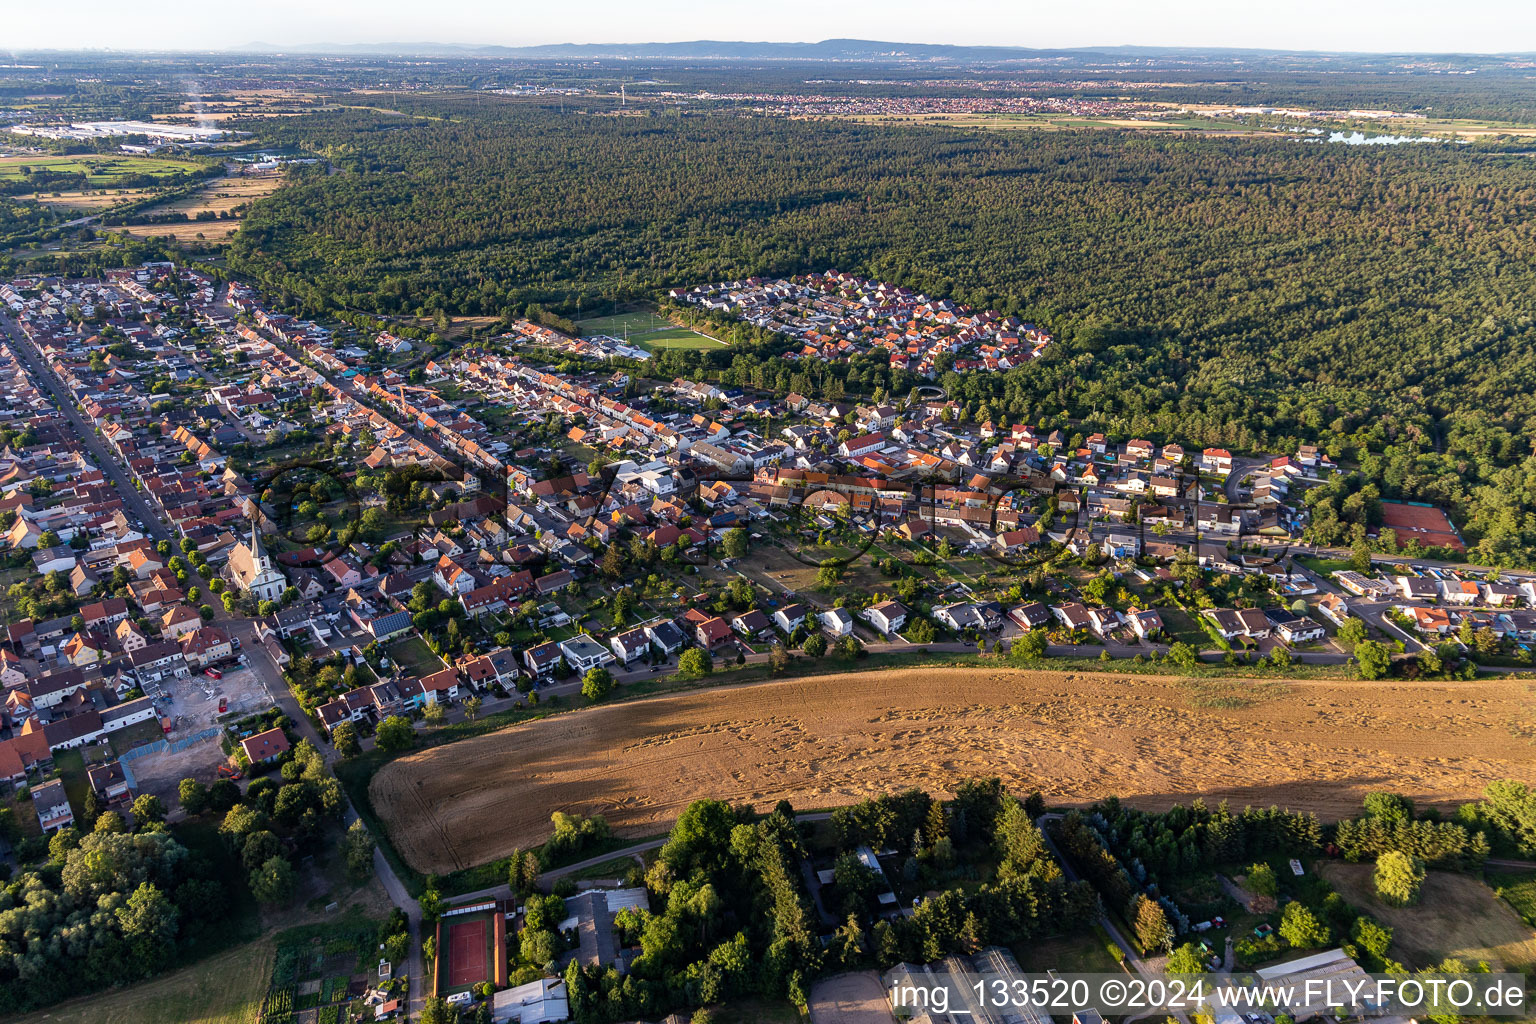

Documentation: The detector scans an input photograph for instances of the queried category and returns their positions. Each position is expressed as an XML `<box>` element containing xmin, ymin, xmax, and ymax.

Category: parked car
<box><xmin>205</xmin><ymin>668</ymin><xmax>222</xmax><ymax>679</ymax></box>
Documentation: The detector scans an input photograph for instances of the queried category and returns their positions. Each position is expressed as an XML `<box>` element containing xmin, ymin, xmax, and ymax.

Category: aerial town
<box><xmin>0</xmin><ymin>253</ymin><xmax>1528</xmax><ymax>1024</ymax></box>
<box><xmin>0</xmin><ymin>32</ymin><xmax>1532</xmax><ymax>1024</ymax></box>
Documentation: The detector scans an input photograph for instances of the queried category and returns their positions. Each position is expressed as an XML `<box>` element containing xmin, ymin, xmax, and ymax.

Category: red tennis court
<box><xmin>447</xmin><ymin>918</ymin><xmax>487</xmax><ymax>988</ymax></box>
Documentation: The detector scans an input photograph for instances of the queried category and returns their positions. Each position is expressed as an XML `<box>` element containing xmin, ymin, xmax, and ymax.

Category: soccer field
<box><xmin>576</xmin><ymin>310</ymin><xmax>725</xmax><ymax>351</ymax></box>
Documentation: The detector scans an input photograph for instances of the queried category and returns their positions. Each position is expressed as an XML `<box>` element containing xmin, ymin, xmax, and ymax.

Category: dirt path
<box><xmin>369</xmin><ymin>667</ymin><xmax>1535</xmax><ymax>875</ymax></box>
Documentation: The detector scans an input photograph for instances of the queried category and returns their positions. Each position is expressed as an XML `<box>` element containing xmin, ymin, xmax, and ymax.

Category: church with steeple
<box><xmin>227</xmin><ymin>521</ymin><xmax>287</xmax><ymax>603</ymax></box>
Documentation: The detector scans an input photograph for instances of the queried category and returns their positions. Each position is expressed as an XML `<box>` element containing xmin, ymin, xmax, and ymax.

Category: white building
<box><xmin>227</xmin><ymin>524</ymin><xmax>287</xmax><ymax>603</ymax></box>
<box><xmin>491</xmin><ymin>978</ymin><xmax>569</xmax><ymax>1023</ymax></box>
<box><xmin>559</xmin><ymin>635</ymin><xmax>614</xmax><ymax>673</ymax></box>
<box><xmin>820</xmin><ymin>608</ymin><xmax>854</xmax><ymax>636</ymax></box>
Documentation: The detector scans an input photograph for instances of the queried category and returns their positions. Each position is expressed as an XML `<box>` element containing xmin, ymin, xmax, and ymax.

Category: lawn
<box><xmin>12</xmin><ymin>936</ymin><xmax>274</xmax><ymax>1024</ymax></box>
<box><xmin>1012</xmin><ymin>925</ymin><xmax>1127</xmax><ymax>973</ymax></box>
<box><xmin>1296</xmin><ymin>555</ymin><xmax>1356</xmax><ymax>575</ymax></box>
<box><xmin>109</xmin><ymin>717</ymin><xmax>169</xmax><ymax>756</ymax></box>
<box><xmin>634</xmin><ymin>327</ymin><xmax>725</xmax><ymax>350</ymax></box>
<box><xmin>52</xmin><ymin>749</ymin><xmax>91</xmax><ymax>819</ymax></box>
<box><xmin>387</xmin><ymin>634</ymin><xmax>444</xmax><ymax>677</ymax></box>
<box><xmin>576</xmin><ymin>310</ymin><xmax>675</xmax><ymax>336</ymax></box>
<box><xmin>1320</xmin><ymin>863</ymin><xmax>1536</xmax><ymax>972</ymax></box>
<box><xmin>1158</xmin><ymin>607</ymin><xmax>1211</xmax><ymax>648</ymax></box>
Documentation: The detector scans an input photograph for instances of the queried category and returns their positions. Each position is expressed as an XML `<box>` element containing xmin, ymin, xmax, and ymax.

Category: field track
<box><xmin>369</xmin><ymin>667</ymin><xmax>1536</xmax><ymax>875</ymax></box>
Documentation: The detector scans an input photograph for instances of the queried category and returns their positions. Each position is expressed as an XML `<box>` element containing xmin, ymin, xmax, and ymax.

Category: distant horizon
<box><xmin>13</xmin><ymin>37</ymin><xmax>1536</xmax><ymax>59</ymax></box>
<box><xmin>6</xmin><ymin>0</ymin><xmax>1536</xmax><ymax>58</ymax></box>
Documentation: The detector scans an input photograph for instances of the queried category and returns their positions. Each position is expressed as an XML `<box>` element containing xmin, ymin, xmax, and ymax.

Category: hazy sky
<box><xmin>8</xmin><ymin>0</ymin><xmax>1536</xmax><ymax>54</ymax></box>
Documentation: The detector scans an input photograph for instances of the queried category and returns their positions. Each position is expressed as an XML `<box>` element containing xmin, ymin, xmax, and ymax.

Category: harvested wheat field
<box><xmin>138</xmin><ymin>174</ymin><xmax>284</xmax><ymax>217</ymax></box>
<box><xmin>370</xmin><ymin>668</ymin><xmax>1536</xmax><ymax>874</ymax></box>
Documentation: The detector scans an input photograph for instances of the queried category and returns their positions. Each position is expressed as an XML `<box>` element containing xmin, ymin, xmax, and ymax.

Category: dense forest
<box><xmin>227</xmin><ymin>100</ymin><xmax>1536</xmax><ymax>563</ymax></box>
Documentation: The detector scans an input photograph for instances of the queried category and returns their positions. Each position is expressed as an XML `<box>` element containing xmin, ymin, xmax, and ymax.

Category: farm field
<box><xmin>32</xmin><ymin>187</ymin><xmax>158</xmax><ymax>210</ymax></box>
<box><xmin>134</xmin><ymin>173</ymin><xmax>284</xmax><ymax>217</ymax></box>
<box><xmin>118</xmin><ymin>173</ymin><xmax>286</xmax><ymax>243</ymax></box>
<box><xmin>11</xmin><ymin>937</ymin><xmax>273</xmax><ymax>1024</ymax></box>
<box><xmin>118</xmin><ymin>219</ymin><xmax>242</xmax><ymax>242</ymax></box>
<box><xmin>576</xmin><ymin>309</ymin><xmax>724</xmax><ymax>350</ymax></box>
<box><xmin>369</xmin><ymin>667</ymin><xmax>1533</xmax><ymax>875</ymax></box>
<box><xmin>1319</xmin><ymin>863</ymin><xmax>1536</xmax><ymax>972</ymax></box>
<box><xmin>0</xmin><ymin>153</ymin><xmax>203</xmax><ymax>183</ymax></box>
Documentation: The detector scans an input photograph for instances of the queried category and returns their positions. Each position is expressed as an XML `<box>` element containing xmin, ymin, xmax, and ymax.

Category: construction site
<box><xmin>121</xmin><ymin>662</ymin><xmax>271</xmax><ymax>803</ymax></box>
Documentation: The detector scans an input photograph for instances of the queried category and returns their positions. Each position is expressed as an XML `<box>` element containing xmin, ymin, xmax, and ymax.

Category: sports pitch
<box><xmin>576</xmin><ymin>310</ymin><xmax>724</xmax><ymax>351</ymax></box>
<box><xmin>433</xmin><ymin>905</ymin><xmax>505</xmax><ymax>995</ymax></box>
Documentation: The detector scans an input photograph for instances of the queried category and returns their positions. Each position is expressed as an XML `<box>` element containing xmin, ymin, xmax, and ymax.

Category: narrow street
<box><xmin>0</xmin><ymin>312</ymin><xmax>172</xmax><ymax>542</ymax></box>
<box><xmin>237</xmin><ymin>616</ymin><xmax>429</xmax><ymax>1018</ymax></box>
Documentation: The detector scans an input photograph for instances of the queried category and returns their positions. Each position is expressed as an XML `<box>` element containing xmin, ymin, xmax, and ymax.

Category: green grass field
<box><xmin>13</xmin><ymin>937</ymin><xmax>273</xmax><ymax>1024</ymax></box>
<box><xmin>1490</xmin><ymin>869</ymin><xmax>1536</xmax><ymax>927</ymax></box>
<box><xmin>1013</xmin><ymin>925</ymin><xmax>1126</xmax><ymax>973</ymax></box>
<box><xmin>387</xmin><ymin>635</ymin><xmax>444</xmax><ymax>677</ymax></box>
<box><xmin>0</xmin><ymin>154</ymin><xmax>204</xmax><ymax>185</ymax></box>
<box><xmin>576</xmin><ymin>310</ymin><xmax>724</xmax><ymax>351</ymax></box>
<box><xmin>1321</xmin><ymin>863</ymin><xmax>1536</xmax><ymax>972</ymax></box>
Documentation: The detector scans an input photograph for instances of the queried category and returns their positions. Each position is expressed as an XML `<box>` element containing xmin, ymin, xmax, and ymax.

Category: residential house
<box><xmin>695</xmin><ymin>617</ymin><xmax>735</xmax><ymax>650</ymax></box>
<box><xmin>643</xmin><ymin>620</ymin><xmax>685</xmax><ymax>656</ymax></box>
<box><xmin>523</xmin><ymin>641</ymin><xmax>563</xmax><ymax>680</ymax></box>
<box><xmin>820</xmin><ymin>607</ymin><xmax>854</xmax><ymax>636</ymax></box>
<box><xmin>1008</xmin><ymin>602</ymin><xmax>1051</xmax><ymax>631</ymax></box>
<box><xmin>609</xmin><ymin>628</ymin><xmax>652</xmax><ymax>665</ymax></box>
<box><xmin>32</xmin><ymin>778</ymin><xmax>73</xmax><ymax>833</ymax></box>
<box><xmin>864</xmin><ymin>600</ymin><xmax>907</xmax><ymax>636</ymax></box>
<box><xmin>558</xmin><ymin>635</ymin><xmax>614</xmax><ymax>673</ymax></box>
<box><xmin>241</xmin><ymin>726</ymin><xmax>291</xmax><ymax>765</ymax></box>
<box><xmin>179</xmin><ymin>626</ymin><xmax>232</xmax><ymax>667</ymax></box>
<box><xmin>1275</xmin><ymin>617</ymin><xmax>1325</xmax><ymax>645</ymax></box>
<box><xmin>730</xmin><ymin>610</ymin><xmax>772</xmax><ymax>640</ymax></box>
<box><xmin>1127</xmin><ymin>608</ymin><xmax>1164</xmax><ymax>639</ymax></box>
<box><xmin>1317</xmin><ymin>593</ymin><xmax>1351</xmax><ymax>626</ymax></box>
<box><xmin>772</xmin><ymin>604</ymin><xmax>807</xmax><ymax>634</ymax></box>
<box><xmin>87</xmin><ymin>760</ymin><xmax>132</xmax><ymax>806</ymax></box>
<box><xmin>934</xmin><ymin>602</ymin><xmax>984</xmax><ymax>632</ymax></box>
<box><xmin>160</xmin><ymin>605</ymin><xmax>203</xmax><ymax>639</ymax></box>
<box><xmin>1052</xmin><ymin>603</ymin><xmax>1093</xmax><ymax>633</ymax></box>
<box><xmin>1201</xmin><ymin>448</ymin><xmax>1233</xmax><ymax>476</ymax></box>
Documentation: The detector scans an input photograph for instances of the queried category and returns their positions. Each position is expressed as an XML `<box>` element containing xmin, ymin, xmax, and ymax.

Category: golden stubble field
<box><xmin>369</xmin><ymin>667</ymin><xmax>1536</xmax><ymax>875</ymax></box>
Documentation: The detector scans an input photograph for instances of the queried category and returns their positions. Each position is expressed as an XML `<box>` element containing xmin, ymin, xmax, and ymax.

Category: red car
<box><xmin>205</xmin><ymin>668</ymin><xmax>222</xmax><ymax>680</ymax></box>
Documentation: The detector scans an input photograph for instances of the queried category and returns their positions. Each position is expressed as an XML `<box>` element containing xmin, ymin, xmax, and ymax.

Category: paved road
<box><xmin>0</xmin><ymin>312</ymin><xmax>172</xmax><ymax>542</ymax></box>
<box><xmin>237</xmin><ymin>617</ymin><xmax>429</xmax><ymax>1018</ymax></box>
